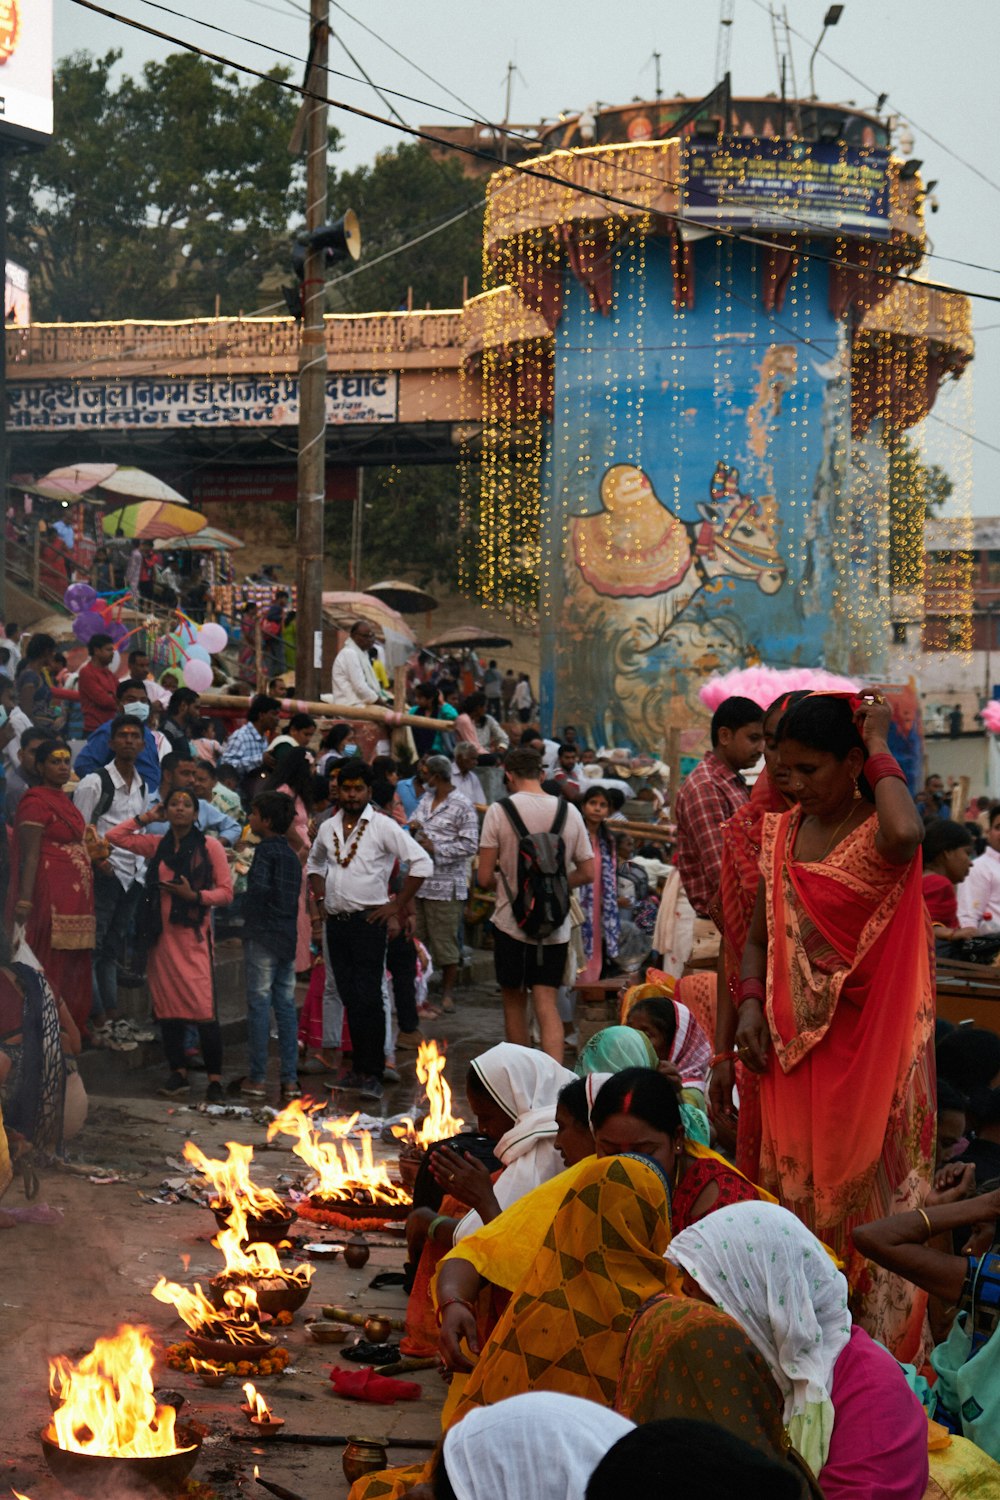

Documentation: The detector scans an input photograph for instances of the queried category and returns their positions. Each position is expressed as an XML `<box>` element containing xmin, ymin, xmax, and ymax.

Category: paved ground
<box><xmin>2</xmin><ymin>963</ymin><xmax>508</xmax><ymax>1500</ymax></box>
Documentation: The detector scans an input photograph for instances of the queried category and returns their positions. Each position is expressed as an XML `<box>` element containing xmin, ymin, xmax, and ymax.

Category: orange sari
<box><xmin>759</xmin><ymin>808</ymin><xmax>935</xmax><ymax>1357</ymax></box>
<box><xmin>717</xmin><ymin>771</ymin><xmax>789</xmax><ymax>1179</ymax></box>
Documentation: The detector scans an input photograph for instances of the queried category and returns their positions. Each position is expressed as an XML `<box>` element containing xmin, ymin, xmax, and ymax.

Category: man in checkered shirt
<box><xmin>674</xmin><ymin>696</ymin><xmax>765</xmax><ymax>918</ymax></box>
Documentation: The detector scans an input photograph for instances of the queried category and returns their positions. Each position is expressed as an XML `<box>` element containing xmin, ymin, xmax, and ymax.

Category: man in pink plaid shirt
<box><xmin>674</xmin><ymin>696</ymin><xmax>765</xmax><ymax>917</ymax></box>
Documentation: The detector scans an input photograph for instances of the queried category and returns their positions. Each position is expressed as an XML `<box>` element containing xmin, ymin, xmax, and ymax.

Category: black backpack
<box><xmin>93</xmin><ymin>766</ymin><xmax>147</xmax><ymax>822</ymax></box>
<box><xmin>497</xmin><ymin>796</ymin><xmax>571</xmax><ymax>955</ymax></box>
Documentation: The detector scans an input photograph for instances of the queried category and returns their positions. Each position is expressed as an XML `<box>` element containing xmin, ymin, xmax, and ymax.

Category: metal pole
<box><xmin>294</xmin><ymin>0</ymin><xmax>330</xmax><ymax>700</ymax></box>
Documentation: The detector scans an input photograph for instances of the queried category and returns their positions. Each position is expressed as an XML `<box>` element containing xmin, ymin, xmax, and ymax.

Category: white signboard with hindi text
<box><xmin>7</xmin><ymin>372</ymin><xmax>399</xmax><ymax>431</ymax></box>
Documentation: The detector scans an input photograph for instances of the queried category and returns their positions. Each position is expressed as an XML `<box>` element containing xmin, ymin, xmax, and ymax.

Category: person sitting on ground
<box><xmin>400</xmin><ymin>1043</ymin><xmax>574</xmax><ymax>1359</ymax></box>
<box><xmin>240</xmin><ymin>791</ymin><xmax>303</xmax><ymax>1104</ymax></box>
<box><xmin>589</xmin><ymin>1419</ymin><xmax>813</xmax><ymax>1500</ymax></box>
<box><xmin>624</xmin><ymin>990</ymin><xmax>712</xmax><ymax>1112</ymax></box>
<box><xmin>553</xmin><ymin>1076</ymin><xmax>597</xmax><ymax>1168</ymax></box>
<box><xmin>670</xmin><ymin>1201</ymin><xmax>929</xmax><ymax>1499</ymax></box>
<box><xmin>922</xmin><ymin>818</ymin><xmax>981</xmax><ymax>955</ymax></box>
<box><xmin>77</xmin><ymin>633</ymin><xmax>120</xmax><ymax>736</ymax></box>
<box><xmin>854</xmin><ymin>1173</ymin><xmax>1000</xmax><ymax>1464</ymax></box>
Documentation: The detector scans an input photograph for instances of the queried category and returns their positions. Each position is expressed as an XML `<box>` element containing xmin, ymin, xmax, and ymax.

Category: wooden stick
<box><xmin>614</xmin><ymin>821</ymin><xmax>673</xmax><ymax>842</ymax></box>
<box><xmin>236</xmin><ymin>1432</ymin><xmax>438</xmax><ymax>1450</ymax></box>
<box><xmin>254</xmin><ymin>1472</ymin><xmax>309</xmax><ymax>1500</ymax></box>
<box><xmin>202</xmin><ymin>692</ymin><xmax>451</xmax><ymax>732</ymax></box>
<box><xmin>374</xmin><ymin>1355</ymin><xmax>438</xmax><ymax>1375</ymax></box>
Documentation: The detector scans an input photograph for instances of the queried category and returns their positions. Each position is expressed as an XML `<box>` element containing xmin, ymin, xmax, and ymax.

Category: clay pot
<box><xmin>343</xmin><ymin>1235</ymin><xmax>370</xmax><ymax>1269</ymax></box>
<box><xmin>342</xmin><ymin>1436</ymin><xmax>388</xmax><ymax>1484</ymax></box>
<box><xmin>397</xmin><ymin>1146</ymin><xmax>424</xmax><ymax>1193</ymax></box>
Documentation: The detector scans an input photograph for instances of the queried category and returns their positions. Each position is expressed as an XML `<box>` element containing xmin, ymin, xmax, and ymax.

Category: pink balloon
<box><xmin>197</xmin><ymin>622</ymin><xmax>228</xmax><ymax>654</ymax></box>
<box><xmin>182</xmin><ymin>658</ymin><xmax>214</xmax><ymax>692</ymax></box>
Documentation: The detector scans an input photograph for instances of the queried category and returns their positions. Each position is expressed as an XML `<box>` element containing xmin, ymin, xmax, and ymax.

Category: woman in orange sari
<box><xmin>711</xmin><ymin>690</ymin><xmax>809</xmax><ymax>1179</ymax></box>
<box><xmin>736</xmin><ymin>695</ymin><xmax>934</xmax><ymax>1358</ymax></box>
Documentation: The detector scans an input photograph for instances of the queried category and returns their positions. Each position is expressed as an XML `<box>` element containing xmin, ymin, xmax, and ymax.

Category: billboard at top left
<box><xmin>0</xmin><ymin>0</ymin><xmax>54</xmax><ymax>145</ymax></box>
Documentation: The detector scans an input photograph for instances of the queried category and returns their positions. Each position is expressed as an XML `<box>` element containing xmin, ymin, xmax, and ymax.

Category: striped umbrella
<box><xmin>102</xmin><ymin>501</ymin><xmax>207</xmax><ymax>540</ymax></box>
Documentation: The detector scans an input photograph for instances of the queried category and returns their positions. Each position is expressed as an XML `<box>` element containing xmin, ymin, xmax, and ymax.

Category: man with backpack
<box><xmin>73</xmin><ymin>714</ymin><xmax>153</xmax><ymax>1050</ymax></box>
<box><xmin>477</xmin><ymin>745</ymin><xmax>593</xmax><ymax>1063</ymax></box>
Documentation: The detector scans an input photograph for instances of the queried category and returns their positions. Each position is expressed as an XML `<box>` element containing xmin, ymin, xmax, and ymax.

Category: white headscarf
<box><xmin>453</xmin><ymin>1043</ymin><xmax>576</xmax><ymax>1242</ymax></box>
<box><xmin>442</xmin><ymin>1392</ymin><xmax>634</xmax><ymax>1500</ymax></box>
<box><xmin>665</xmin><ymin>1201</ymin><xmax>852</xmax><ymax>1476</ymax></box>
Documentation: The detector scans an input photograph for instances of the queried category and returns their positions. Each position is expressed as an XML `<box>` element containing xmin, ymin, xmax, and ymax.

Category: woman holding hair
<box><xmin>577</xmin><ymin>786</ymin><xmax>620</xmax><ymax>985</ymax></box>
<box><xmin>106</xmin><ymin>789</ymin><xmax>233</xmax><ymax>1100</ymax></box>
<box><xmin>10</xmin><ymin>739</ymin><xmax>95</xmax><ymax>1030</ymax></box>
<box><xmin>735</xmin><ymin>694</ymin><xmax>933</xmax><ymax>1353</ymax></box>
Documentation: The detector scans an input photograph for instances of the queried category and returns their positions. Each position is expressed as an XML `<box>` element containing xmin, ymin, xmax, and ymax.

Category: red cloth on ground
<box><xmin>329</xmin><ymin>1367</ymin><xmax>421</xmax><ymax>1403</ymax></box>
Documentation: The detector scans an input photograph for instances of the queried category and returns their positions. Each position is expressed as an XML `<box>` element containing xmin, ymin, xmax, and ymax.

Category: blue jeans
<box><xmin>92</xmin><ymin>872</ymin><xmax>141</xmax><ymax>1020</ymax></box>
<box><xmin>244</xmin><ymin>939</ymin><xmax>298</xmax><ymax>1084</ymax></box>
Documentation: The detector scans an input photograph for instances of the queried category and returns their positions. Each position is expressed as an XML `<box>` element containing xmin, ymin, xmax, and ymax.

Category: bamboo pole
<box><xmin>203</xmin><ymin>692</ymin><xmax>451</xmax><ymax>732</ymax></box>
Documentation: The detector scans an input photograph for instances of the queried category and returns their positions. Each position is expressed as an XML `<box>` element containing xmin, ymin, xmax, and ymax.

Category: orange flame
<box><xmin>47</xmin><ymin>1325</ymin><xmax>189</xmax><ymax>1458</ymax></box>
<box><xmin>183</xmin><ymin>1138</ymin><xmax>286</xmax><ymax>1220</ymax></box>
<box><xmin>213</xmin><ymin>1196</ymin><xmax>313</xmax><ymax>1289</ymax></box>
<box><xmin>151</xmin><ymin>1276</ymin><xmax>271</xmax><ymax>1345</ymax></box>
<box><xmin>393</xmin><ymin>1040</ymin><xmax>466</xmax><ymax>1148</ymax></box>
<box><xmin>268</xmin><ymin>1100</ymin><xmax>412</xmax><ymax>1207</ymax></box>
<box><xmin>243</xmin><ymin>1381</ymin><xmax>273</xmax><ymax>1421</ymax></box>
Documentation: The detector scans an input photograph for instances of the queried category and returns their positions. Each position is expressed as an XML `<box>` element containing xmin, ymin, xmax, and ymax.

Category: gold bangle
<box><xmin>916</xmin><ymin>1207</ymin><xmax>933</xmax><ymax>1240</ymax></box>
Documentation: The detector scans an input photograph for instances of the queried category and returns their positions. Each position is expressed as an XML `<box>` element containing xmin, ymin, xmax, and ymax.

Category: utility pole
<box><xmin>501</xmin><ymin>61</ymin><xmax>515</xmax><ymax>163</ymax></box>
<box><xmin>294</xmin><ymin>0</ymin><xmax>330</xmax><ymax>700</ymax></box>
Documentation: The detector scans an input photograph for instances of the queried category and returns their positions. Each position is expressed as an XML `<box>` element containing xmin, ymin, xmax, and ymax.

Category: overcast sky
<box><xmin>54</xmin><ymin>0</ymin><xmax>998</xmax><ymax>513</ymax></box>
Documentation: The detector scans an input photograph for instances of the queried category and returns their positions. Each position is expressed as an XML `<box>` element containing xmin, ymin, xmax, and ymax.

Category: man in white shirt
<box><xmin>452</xmin><ymin>741</ymin><xmax>486</xmax><ymax>812</ymax></box>
<box><xmin>957</xmin><ymin>805</ymin><xmax>1000</xmax><ymax>930</ymax></box>
<box><xmin>478</xmin><ymin>746</ymin><xmax>594</xmax><ymax>1063</ymax></box>
<box><xmin>328</xmin><ymin>621</ymin><xmax>388</xmax><ymax>764</ymax></box>
<box><xmin>306</xmin><ymin>759</ymin><xmax>432</xmax><ymax>1102</ymax></box>
<box><xmin>73</xmin><ymin>714</ymin><xmax>152</xmax><ymax>1048</ymax></box>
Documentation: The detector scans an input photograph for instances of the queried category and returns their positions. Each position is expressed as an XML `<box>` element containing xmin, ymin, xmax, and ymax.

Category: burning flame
<box><xmin>213</xmin><ymin>1197</ymin><xmax>313</xmax><ymax>1288</ymax></box>
<box><xmin>393</xmin><ymin>1040</ymin><xmax>466</xmax><ymax>1148</ymax></box>
<box><xmin>268</xmin><ymin>1100</ymin><xmax>411</xmax><ymax>1207</ymax></box>
<box><xmin>48</xmin><ymin>1325</ymin><xmax>188</xmax><ymax>1458</ymax></box>
<box><xmin>243</xmin><ymin>1381</ymin><xmax>273</xmax><ymax>1422</ymax></box>
<box><xmin>183</xmin><ymin>1138</ymin><xmax>287</xmax><ymax>1221</ymax></box>
<box><xmin>151</xmin><ymin>1276</ymin><xmax>271</xmax><ymax>1345</ymax></box>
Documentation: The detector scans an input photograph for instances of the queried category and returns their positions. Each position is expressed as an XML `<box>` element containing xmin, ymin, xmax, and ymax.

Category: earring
<box><xmin>853</xmin><ymin>778</ymin><xmax>862</xmax><ymax>800</ymax></box>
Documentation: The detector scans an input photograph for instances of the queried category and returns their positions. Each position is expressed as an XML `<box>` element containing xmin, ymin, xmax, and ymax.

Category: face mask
<box><xmin>124</xmin><ymin>701</ymin><xmax>150</xmax><ymax>723</ymax></box>
<box><xmin>343</xmin><ymin>743</ymin><xmax>359</xmax><ymax>756</ymax></box>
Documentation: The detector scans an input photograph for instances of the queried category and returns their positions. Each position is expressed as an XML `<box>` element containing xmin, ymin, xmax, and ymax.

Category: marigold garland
<box><xmin>164</xmin><ymin>1340</ymin><xmax>292</xmax><ymax>1377</ymax></box>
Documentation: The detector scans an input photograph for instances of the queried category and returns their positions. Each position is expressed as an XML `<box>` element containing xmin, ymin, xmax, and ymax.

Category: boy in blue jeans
<box><xmin>241</xmin><ymin>790</ymin><xmax>303</xmax><ymax>1101</ymax></box>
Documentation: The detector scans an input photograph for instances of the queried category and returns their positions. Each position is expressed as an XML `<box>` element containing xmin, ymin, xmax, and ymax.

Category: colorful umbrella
<box><xmin>425</xmin><ymin>624</ymin><xmax>513</xmax><ymax>650</ymax></box>
<box><xmin>36</xmin><ymin>463</ymin><xmax>189</xmax><ymax>505</ymax></box>
<box><xmin>321</xmin><ymin>591</ymin><xmax>415</xmax><ymax>644</ymax></box>
<box><xmin>151</xmin><ymin>525</ymin><xmax>245</xmax><ymax>551</ymax></box>
<box><xmin>102</xmin><ymin>501</ymin><xmax>207</xmax><ymax>540</ymax></box>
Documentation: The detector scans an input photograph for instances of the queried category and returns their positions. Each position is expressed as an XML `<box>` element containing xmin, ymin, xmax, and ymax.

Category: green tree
<box><xmin>325</xmin><ymin>464</ymin><xmax>467</xmax><ymax>589</ymax></box>
<box><xmin>324</xmin><ymin>143</ymin><xmax>484</xmax><ymax>314</ymax></box>
<box><xmin>8</xmin><ymin>51</ymin><xmax>337</xmax><ymax>320</ymax></box>
<box><xmin>888</xmin><ymin>431</ymin><xmax>953</xmax><ymax>594</ymax></box>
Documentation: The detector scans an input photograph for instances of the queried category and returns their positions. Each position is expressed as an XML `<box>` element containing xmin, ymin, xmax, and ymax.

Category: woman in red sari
<box><xmin>711</xmin><ymin>690</ymin><xmax>809</xmax><ymax>1179</ymax></box>
<box><xmin>736</xmin><ymin>695</ymin><xmax>934</xmax><ymax>1357</ymax></box>
<box><xmin>11</xmin><ymin>740</ymin><xmax>96</xmax><ymax>1030</ymax></box>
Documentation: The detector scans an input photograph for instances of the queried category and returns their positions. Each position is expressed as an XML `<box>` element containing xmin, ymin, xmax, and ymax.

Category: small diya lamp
<box><xmin>192</xmin><ymin>1358</ymin><xmax>228</xmax><ymax>1388</ymax></box>
<box><xmin>243</xmin><ymin>1382</ymin><xmax>285</xmax><ymax>1437</ymax></box>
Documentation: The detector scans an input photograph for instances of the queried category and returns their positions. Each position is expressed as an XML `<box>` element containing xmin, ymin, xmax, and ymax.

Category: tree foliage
<box><xmin>325</xmin><ymin>143</ymin><xmax>484</xmax><ymax>314</ymax></box>
<box><xmin>324</xmin><ymin>464</ymin><xmax>466</xmax><ymax>589</ymax></box>
<box><xmin>8</xmin><ymin>51</ymin><xmax>335</xmax><ymax>321</ymax></box>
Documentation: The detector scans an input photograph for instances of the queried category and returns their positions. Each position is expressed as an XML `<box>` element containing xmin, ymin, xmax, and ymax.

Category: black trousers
<box><xmin>162</xmin><ymin>1018</ymin><xmax>223</xmax><ymax>1074</ymax></box>
<box><xmin>326</xmin><ymin>912</ymin><xmax>387</xmax><ymax>1079</ymax></box>
<box><xmin>386</xmin><ymin>932</ymin><xmax>418</xmax><ymax>1034</ymax></box>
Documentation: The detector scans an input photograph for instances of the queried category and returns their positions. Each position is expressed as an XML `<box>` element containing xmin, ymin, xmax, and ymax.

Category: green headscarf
<box><xmin>575</xmin><ymin>1026</ymin><xmax>657</xmax><ymax>1078</ymax></box>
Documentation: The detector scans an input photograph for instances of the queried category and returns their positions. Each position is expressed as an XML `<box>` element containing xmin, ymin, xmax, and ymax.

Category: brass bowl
<box><xmin>343</xmin><ymin>1436</ymin><xmax>389</xmax><ymax>1484</ymax></box>
<box><xmin>40</xmin><ymin>1423</ymin><xmax>202</xmax><ymax>1494</ymax></box>
<box><xmin>304</xmin><ymin>1321</ymin><xmax>349</xmax><ymax>1345</ymax></box>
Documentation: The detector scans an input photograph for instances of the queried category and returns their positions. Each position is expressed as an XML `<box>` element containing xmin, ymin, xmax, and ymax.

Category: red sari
<box><xmin>759</xmin><ymin>808</ymin><xmax>935</xmax><ymax>1356</ymax></box>
<box><xmin>11</xmin><ymin>787</ymin><xmax>95</xmax><ymax>1028</ymax></box>
<box><xmin>717</xmin><ymin>772</ymin><xmax>789</xmax><ymax>1179</ymax></box>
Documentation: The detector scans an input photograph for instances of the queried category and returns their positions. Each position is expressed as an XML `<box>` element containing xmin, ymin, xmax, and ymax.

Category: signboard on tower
<box><xmin>0</xmin><ymin>0</ymin><xmax>54</xmax><ymax>146</ymax></box>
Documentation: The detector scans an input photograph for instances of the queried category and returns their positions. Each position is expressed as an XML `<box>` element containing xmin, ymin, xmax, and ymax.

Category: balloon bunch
<box><xmin>981</xmin><ymin>701</ymin><xmax>1000</xmax><ymax>735</ymax></box>
<box><xmin>64</xmin><ymin>582</ymin><xmax>131</xmax><ymax>647</ymax></box>
<box><xmin>156</xmin><ymin>615</ymin><xmax>229</xmax><ymax>691</ymax></box>
<box><xmin>698</xmin><ymin>664</ymin><xmax>861</xmax><ymax>714</ymax></box>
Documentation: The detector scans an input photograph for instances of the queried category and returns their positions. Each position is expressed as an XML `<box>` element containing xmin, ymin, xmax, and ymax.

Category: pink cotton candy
<box><xmin>982</xmin><ymin>701</ymin><xmax>1000</xmax><ymax>734</ymax></box>
<box><xmin>699</xmin><ymin>665</ymin><xmax>861</xmax><ymax>713</ymax></box>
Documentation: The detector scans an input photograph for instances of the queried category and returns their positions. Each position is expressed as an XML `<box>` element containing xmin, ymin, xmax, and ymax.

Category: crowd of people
<box><xmin>7</xmin><ymin>613</ymin><xmax>1000</xmax><ymax>1494</ymax></box>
